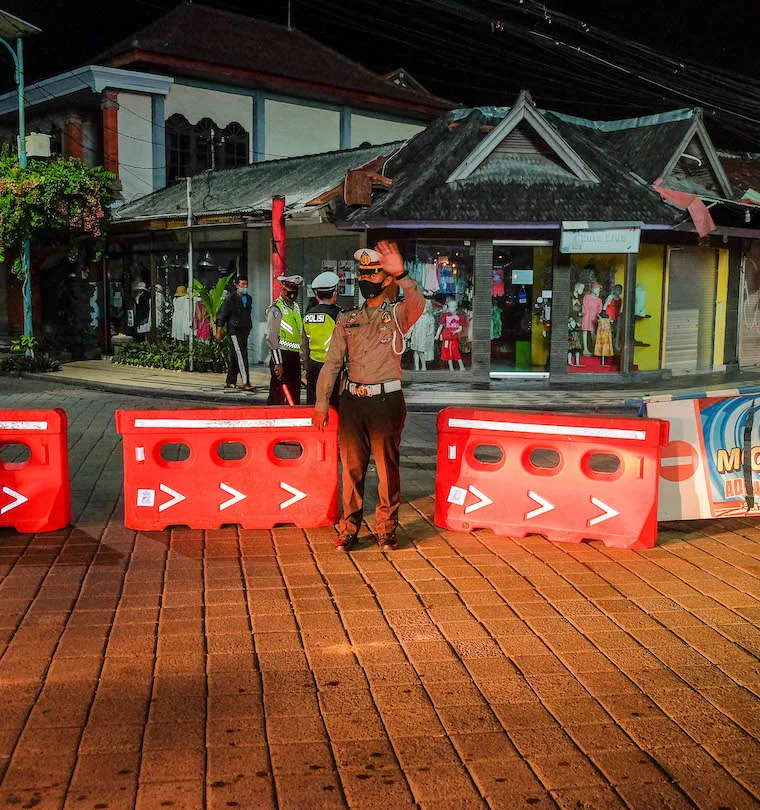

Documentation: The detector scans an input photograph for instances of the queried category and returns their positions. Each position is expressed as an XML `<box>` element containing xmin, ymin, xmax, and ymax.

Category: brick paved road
<box><xmin>1</xmin><ymin>378</ymin><xmax>760</xmax><ymax>809</ymax></box>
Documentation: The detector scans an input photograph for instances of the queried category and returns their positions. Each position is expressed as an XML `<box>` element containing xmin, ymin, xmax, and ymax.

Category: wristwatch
<box><xmin>396</xmin><ymin>271</ymin><xmax>408</xmax><ymax>280</ymax></box>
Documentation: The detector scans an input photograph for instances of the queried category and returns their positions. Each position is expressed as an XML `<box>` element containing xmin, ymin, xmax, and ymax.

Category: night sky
<box><xmin>3</xmin><ymin>0</ymin><xmax>759</xmax><ymax>144</ymax></box>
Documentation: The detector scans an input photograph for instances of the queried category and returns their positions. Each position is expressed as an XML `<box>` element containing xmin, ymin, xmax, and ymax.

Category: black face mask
<box><xmin>359</xmin><ymin>279</ymin><xmax>385</xmax><ymax>300</ymax></box>
<box><xmin>282</xmin><ymin>287</ymin><xmax>299</xmax><ymax>301</ymax></box>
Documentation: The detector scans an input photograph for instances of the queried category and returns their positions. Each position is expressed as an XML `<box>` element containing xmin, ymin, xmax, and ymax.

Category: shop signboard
<box><xmin>560</xmin><ymin>224</ymin><xmax>641</xmax><ymax>254</ymax></box>
<box><xmin>643</xmin><ymin>390</ymin><xmax>760</xmax><ymax>520</ymax></box>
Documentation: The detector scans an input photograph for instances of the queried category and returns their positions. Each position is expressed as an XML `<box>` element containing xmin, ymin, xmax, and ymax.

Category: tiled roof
<box><xmin>114</xmin><ymin>142</ymin><xmax>404</xmax><ymax>222</ymax></box>
<box><xmin>96</xmin><ymin>2</ymin><xmax>453</xmax><ymax>117</ymax></box>
<box><xmin>338</xmin><ymin>108</ymin><xmax>690</xmax><ymax>225</ymax></box>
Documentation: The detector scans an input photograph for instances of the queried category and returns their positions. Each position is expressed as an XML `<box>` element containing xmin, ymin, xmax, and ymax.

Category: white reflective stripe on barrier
<box><xmin>133</xmin><ymin>418</ymin><xmax>313</xmax><ymax>429</ymax></box>
<box><xmin>0</xmin><ymin>421</ymin><xmax>48</xmax><ymax>430</ymax></box>
<box><xmin>447</xmin><ymin>417</ymin><xmax>647</xmax><ymax>442</ymax></box>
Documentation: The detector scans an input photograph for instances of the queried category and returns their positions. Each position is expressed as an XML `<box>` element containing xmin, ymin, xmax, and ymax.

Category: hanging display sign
<box><xmin>560</xmin><ymin>225</ymin><xmax>641</xmax><ymax>254</ymax></box>
<box><xmin>643</xmin><ymin>390</ymin><xmax>760</xmax><ymax>520</ymax></box>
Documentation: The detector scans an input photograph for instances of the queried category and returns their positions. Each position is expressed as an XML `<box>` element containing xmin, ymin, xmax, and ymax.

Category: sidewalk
<box><xmin>27</xmin><ymin>359</ymin><xmax>760</xmax><ymax>412</ymax></box>
<box><xmin>0</xmin><ymin>378</ymin><xmax>759</xmax><ymax>809</ymax></box>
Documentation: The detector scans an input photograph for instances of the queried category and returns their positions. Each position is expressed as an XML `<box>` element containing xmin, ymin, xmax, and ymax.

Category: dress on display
<box><xmin>438</xmin><ymin>261</ymin><xmax>455</xmax><ymax>294</ymax></box>
<box><xmin>423</xmin><ymin>262</ymin><xmax>439</xmax><ymax>292</ymax></box>
<box><xmin>194</xmin><ymin>301</ymin><xmax>211</xmax><ymax>340</ymax></box>
<box><xmin>409</xmin><ymin>308</ymin><xmax>436</xmax><ymax>361</ymax></box>
<box><xmin>581</xmin><ymin>293</ymin><xmax>603</xmax><ymax>331</ymax></box>
<box><xmin>594</xmin><ymin>315</ymin><xmax>613</xmax><ymax>357</ymax></box>
<box><xmin>491</xmin><ymin>305</ymin><xmax>502</xmax><ymax>339</ymax></box>
<box><xmin>635</xmin><ymin>284</ymin><xmax>647</xmax><ymax>317</ymax></box>
<box><xmin>171</xmin><ymin>294</ymin><xmax>191</xmax><ymax>340</ymax></box>
<box><xmin>604</xmin><ymin>295</ymin><xmax>622</xmax><ymax>322</ymax></box>
<box><xmin>568</xmin><ymin>321</ymin><xmax>582</xmax><ymax>352</ymax></box>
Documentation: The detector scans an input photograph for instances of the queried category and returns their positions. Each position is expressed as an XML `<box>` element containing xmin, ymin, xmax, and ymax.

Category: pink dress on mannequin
<box><xmin>581</xmin><ymin>293</ymin><xmax>603</xmax><ymax>332</ymax></box>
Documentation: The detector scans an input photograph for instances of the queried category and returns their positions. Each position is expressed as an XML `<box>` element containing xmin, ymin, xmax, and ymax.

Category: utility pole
<box><xmin>186</xmin><ymin>176</ymin><xmax>194</xmax><ymax>371</ymax></box>
<box><xmin>0</xmin><ymin>12</ymin><xmax>40</xmax><ymax>353</ymax></box>
<box><xmin>287</xmin><ymin>0</ymin><xmax>292</xmax><ymax>30</ymax></box>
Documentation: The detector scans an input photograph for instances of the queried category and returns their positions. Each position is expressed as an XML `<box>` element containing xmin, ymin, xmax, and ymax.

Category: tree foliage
<box><xmin>0</xmin><ymin>149</ymin><xmax>115</xmax><ymax>277</ymax></box>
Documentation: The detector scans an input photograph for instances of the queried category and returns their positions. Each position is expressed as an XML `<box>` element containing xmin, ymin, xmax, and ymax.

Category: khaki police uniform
<box><xmin>315</xmin><ymin>274</ymin><xmax>424</xmax><ymax>539</ymax></box>
<box><xmin>266</xmin><ymin>295</ymin><xmax>303</xmax><ymax>405</ymax></box>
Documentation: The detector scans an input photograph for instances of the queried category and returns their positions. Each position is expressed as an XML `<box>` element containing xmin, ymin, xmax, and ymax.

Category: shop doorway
<box><xmin>664</xmin><ymin>247</ymin><xmax>718</xmax><ymax>374</ymax></box>
<box><xmin>490</xmin><ymin>242</ymin><xmax>552</xmax><ymax>376</ymax></box>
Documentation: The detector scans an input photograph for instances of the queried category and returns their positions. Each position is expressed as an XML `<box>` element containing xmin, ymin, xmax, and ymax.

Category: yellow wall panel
<box><xmin>713</xmin><ymin>249</ymin><xmax>729</xmax><ymax>368</ymax></box>
<box><xmin>633</xmin><ymin>245</ymin><xmax>665</xmax><ymax>371</ymax></box>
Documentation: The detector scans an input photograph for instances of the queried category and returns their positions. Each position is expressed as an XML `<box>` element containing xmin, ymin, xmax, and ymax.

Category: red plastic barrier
<box><xmin>435</xmin><ymin>408</ymin><xmax>669</xmax><ymax>549</ymax></box>
<box><xmin>116</xmin><ymin>407</ymin><xmax>338</xmax><ymax>531</ymax></box>
<box><xmin>0</xmin><ymin>409</ymin><xmax>71</xmax><ymax>533</ymax></box>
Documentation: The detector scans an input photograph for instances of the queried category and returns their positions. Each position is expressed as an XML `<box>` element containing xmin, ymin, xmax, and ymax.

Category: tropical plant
<box><xmin>0</xmin><ymin>148</ymin><xmax>115</xmax><ymax>277</ymax></box>
<box><xmin>193</xmin><ymin>272</ymin><xmax>235</xmax><ymax>329</ymax></box>
<box><xmin>10</xmin><ymin>334</ymin><xmax>38</xmax><ymax>357</ymax></box>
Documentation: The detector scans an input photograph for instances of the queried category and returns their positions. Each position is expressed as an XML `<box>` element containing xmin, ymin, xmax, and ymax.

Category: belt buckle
<box><xmin>356</xmin><ymin>384</ymin><xmax>371</xmax><ymax>398</ymax></box>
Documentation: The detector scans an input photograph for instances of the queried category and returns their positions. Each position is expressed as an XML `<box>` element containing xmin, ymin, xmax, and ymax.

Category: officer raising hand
<box><xmin>312</xmin><ymin>241</ymin><xmax>424</xmax><ymax>552</ymax></box>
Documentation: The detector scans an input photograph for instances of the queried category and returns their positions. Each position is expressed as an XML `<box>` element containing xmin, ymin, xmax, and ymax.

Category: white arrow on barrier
<box><xmin>280</xmin><ymin>482</ymin><xmax>307</xmax><ymax>510</ymax></box>
<box><xmin>464</xmin><ymin>485</ymin><xmax>493</xmax><ymax>514</ymax></box>
<box><xmin>588</xmin><ymin>496</ymin><xmax>619</xmax><ymax>526</ymax></box>
<box><xmin>525</xmin><ymin>490</ymin><xmax>555</xmax><ymax>520</ymax></box>
<box><xmin>158</xmin><ymin>483</ymin><xmax>186</xmax><ymax>512</ymax></box>
<box><xmin>219</xmin><ymin>483</ymin><xmax>246</xmax><ymax>511</ymax></box>
<box><xmin>1</xmin><ymin>486</ymin><xmax>28</xmax><ymax>515</ymax></box>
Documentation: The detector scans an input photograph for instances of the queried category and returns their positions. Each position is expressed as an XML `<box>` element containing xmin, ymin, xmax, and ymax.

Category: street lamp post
<box><xmin>0</xmin><ymin>11</ymin><xmax>40</xmax><ymax>349</ymax></box>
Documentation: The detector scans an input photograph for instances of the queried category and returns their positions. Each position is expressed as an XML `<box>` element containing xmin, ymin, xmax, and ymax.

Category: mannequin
<box><xmin>571</xmin><ymin>282</ymin><xmax>584</xmax><ymax>318</ymax></box>
<box><xmin>581</xmin><ymin>282</ymin><xmax>603</xmax><ymax>356</ymax></box>
<box><xmin>436</xmin><ymin>297</ymin><xmax>465</xmax><ymax>371</ymax></box>
<box><xmin>409</xmin><ymin>298</ymin><xmax>436</xmax><ymax>370</ymax></box>
<box><xmin>172</xmin><ymin>285</ymin><xmax>191</xmax><ymax>341</ymax></box>
<box><xmin>133</xmin><ymin>281</ymin><xmax>150</xmax><ymax>335</ymax></box>
<box><xmin>568</xmin><ymin>316</ymin><xmax>582</xmax><ymax>366</ymax></box>
<box><xmin>594</xmin><ymin>311</ymin><xmax>613</xmax><ymax>365</ymax></box>
<box><xmin>154</xmin><ymin>284</ymin><xmax>166</xmax><ymax>328</ymax></box>
<box><xmin>604</xmin><ymin>284</ymin><xmax>623</xmax><ymax>350</ymax></box>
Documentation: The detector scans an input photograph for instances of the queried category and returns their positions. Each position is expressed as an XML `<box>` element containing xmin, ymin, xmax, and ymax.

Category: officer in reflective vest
<box><xmin>301</xmin><ymin>270</ymin><xmax>341</xmax><ymax>406</ymax></box>
<box><xmin>266</xmin><ymin>274</ymin><xmax>303</xmax><ymax>405</ymax></box>
<box><xmin>312</xmin><ymin>242</ymin><xmax>424</xmax><ymax>552</ymax></box>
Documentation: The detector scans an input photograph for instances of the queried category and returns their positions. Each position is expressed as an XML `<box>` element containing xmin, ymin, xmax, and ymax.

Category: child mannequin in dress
<box><xmin>594</xmin><ymin>311</ymin><xmax>613</xmax><ymax>365</ymax></box>
<box><xmin>436</xmin><ymin>297</ymin><xmax>465</xmax><ymax>371</ymax></box>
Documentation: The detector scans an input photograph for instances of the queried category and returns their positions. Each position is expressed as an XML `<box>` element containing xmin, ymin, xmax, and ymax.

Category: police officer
<box><xmin>301</xmin><ymin>270</ymin><xmax>341</xmax><ymax>407</ymax></box>
<box><xmin>266</xmin><ymin>274</ymin><xmax>303</xmax><ymax>405</ymax></box>
<box><xmin>215</xmin><ymin>276</ymin><xmax>253</xmax><ymax>391</ymax></box>
<box><xmin>312</xmin><ymin>242</ymin><xmax>424</xmax><ymax>552</ymax></box>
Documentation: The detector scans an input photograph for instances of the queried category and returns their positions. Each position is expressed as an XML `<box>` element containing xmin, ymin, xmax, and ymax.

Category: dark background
<box><xmin>4</xmin><ymin>0</ymin><xmax>759</xmax><ymax>144</ymax></box>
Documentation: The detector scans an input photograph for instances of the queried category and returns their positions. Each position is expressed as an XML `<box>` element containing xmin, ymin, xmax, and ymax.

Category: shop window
<box><xmin>166</xmin><ymin>114</ymin><xmax>250</xmax><ymax>184</ymax></box>
<box><xmin>491</xmin><ymin>242</ymin><xmax>553</xmax><ymax>375</ymax></box>
<box><xmin>401</xmin><ymin>241</ymin><xmax>475</xmax><ymax>373</ymax></box>
<box><xmin>567</xmin><ymin>255</ymin><xmax>626</xmax><ymax>373</ymax></box>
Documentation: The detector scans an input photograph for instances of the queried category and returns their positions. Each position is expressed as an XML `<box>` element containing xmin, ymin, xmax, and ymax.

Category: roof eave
<box><xmin>0</xmin><ymin>64</ymin><xmax>173</xmax><ymax>117</ymax></box>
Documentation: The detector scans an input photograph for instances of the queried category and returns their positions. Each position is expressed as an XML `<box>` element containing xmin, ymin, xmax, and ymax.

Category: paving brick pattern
<box><xmin>1</xmin><ymin>378</ymin><xmax>759</xmax><ymax>809</ymax></box>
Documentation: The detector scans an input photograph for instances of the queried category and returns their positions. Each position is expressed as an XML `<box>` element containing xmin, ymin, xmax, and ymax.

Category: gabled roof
<box><xmin>96</xmin><ymin>3</ymin><xmax>453</xmax><ymax>119</ymax></box>
<box><xmin>447</xmin><ymin>91</ymin><xmax>599</xmax><ymax>184</ymax></box>
<box><xmin>113</xmin><ymin>142</ymin><xmax>404</xmax><ymax>223</ymax></box>
<box><xmin>659</xmin><ymin>115</ymin><xmax>734</xmax><ymax>198</ymax></box>
<box><xmin>337</xmin><ymin>106</ymin><xmax>689</xmax><ymax>225</ymax></box>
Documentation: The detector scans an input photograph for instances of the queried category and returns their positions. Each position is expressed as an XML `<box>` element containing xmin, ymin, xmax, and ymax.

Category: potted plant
<box><xmin>193</xmin><ymin>273</ymin><xmax>234</xmax><ymax>373</ymax></box>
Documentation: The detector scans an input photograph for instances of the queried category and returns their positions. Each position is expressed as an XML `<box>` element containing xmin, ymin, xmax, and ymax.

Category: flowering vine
<box><xmin>0</xmin><ymin>148</ymin><xmax>115</xmax><ymax>277</ymax></box>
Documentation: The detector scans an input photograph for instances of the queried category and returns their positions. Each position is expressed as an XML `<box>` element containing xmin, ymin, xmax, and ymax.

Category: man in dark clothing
<box><xmin>301</xmin><ymin>270</ymin><xmax>341</xmax><ymax>406</ymax></box>
<box><xmin>215</xmin><ymin>277</ymin><xmax>253</xmax><ymax>390</ymax></box>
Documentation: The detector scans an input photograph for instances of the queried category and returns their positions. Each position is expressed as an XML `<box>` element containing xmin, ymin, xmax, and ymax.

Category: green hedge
<box><xmin>113</xmin><ymin>339</ymin><xmax>230</xmax><ymax>372</ymax></box>
<box><xmin>0</xmin><ymin>355</ymin><xmax>61</xmax><ymax>375</ymax></box>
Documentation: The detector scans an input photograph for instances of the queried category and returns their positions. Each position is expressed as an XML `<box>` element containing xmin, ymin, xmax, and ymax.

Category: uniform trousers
<box><xmin>338</xmin><ymin>389</ymin><xmax>406</xmax><ymax>538</ymax></box>
<box><xmin>306</xmin><ymin>358</ymin><xmax>340</xmax><ymax>407</ymax></box>
<box><xmin>226</xmin><ymin>332</ymin><xmax>250</xmax><ymax>386</ymax></box>
<box><xmin>268</xmin><ymin>350</ymin><xmax>301</xmax><ymax>405</ymax></box>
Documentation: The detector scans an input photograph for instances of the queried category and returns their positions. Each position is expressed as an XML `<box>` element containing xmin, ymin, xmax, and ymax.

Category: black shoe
<box><xmin>334</xmin><ymin>534</ymin><xmax>357</xmax><ymax>551</ymax></box>
<box><xmin>377</xmin><ymin>533</ymin><xmax>398</xmax><ymax>551</ymax></box>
